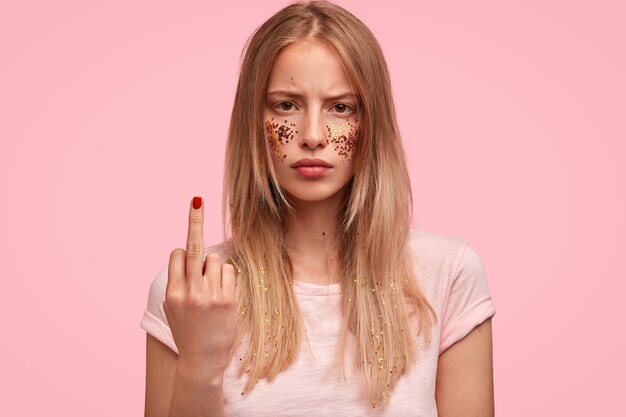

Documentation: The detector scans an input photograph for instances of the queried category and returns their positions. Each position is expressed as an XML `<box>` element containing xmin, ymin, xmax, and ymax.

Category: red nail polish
<box><xmin>192</xmin><ymin>196</ymin><xmax>202</xmax><ymax>209</ymax></box>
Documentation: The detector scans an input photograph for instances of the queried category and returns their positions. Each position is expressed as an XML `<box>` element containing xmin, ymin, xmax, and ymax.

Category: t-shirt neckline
<box><xmin>292</xmin><ymin>280</ymin><xmax>341</xmax><ymax>296</ymax></box>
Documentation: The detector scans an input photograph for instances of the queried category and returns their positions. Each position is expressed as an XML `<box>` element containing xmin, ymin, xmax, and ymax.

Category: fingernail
<box><xmin>192</xmin><ymin>196</ymin><xmax>202</xmax><ymax>209</ymax></box>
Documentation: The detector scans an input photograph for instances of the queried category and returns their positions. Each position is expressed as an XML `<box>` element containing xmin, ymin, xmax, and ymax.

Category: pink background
<box><xmin>1</xmin><ymin>0</ymin><xmax>624</xmax><ymax>415</ymax></box>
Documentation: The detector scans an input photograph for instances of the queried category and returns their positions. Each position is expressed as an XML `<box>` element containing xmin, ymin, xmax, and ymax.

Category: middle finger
<box><xmin>186</xmin><ymin>196</ymin><xmax>205</xmax><ymax>280</ymax></box>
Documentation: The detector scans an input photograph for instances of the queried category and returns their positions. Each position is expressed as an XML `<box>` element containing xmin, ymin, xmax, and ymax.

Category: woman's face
<box><xmin>264</xmin><ymin>39</ymin><xmax>360</xmax><ymax>206</ymax></box>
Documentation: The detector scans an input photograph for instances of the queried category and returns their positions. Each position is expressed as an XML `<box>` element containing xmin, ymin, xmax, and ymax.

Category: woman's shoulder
<box><xmin>407</xmin><ymin>228</ymin><xmax>471</xmax><ymax>263</ymax></box>
<box><xmin>406</xmin><ymin>228</ymin><xmax>492</xmax><ymax>308</ymax></box>
<box><xmin>406</xmin><ymin>227</ymin><xmax>489</xmax><ymax>290</ymax></box>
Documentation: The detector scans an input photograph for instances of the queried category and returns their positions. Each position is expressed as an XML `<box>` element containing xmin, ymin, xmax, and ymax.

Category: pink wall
<box><xmin>1</xmin><ymin>0</ymin><xmax>624</xmax><ymax>415</ymax></box>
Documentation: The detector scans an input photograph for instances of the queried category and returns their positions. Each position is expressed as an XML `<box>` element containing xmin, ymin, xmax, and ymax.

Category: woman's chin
<box><xmin>284</xmin><ymin>186</ymin><xmax>348</xmax><ymax>206</ymax></box>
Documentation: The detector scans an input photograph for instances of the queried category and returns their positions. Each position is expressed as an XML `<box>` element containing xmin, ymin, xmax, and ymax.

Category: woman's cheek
<box><xmin>265</xmin><ymin>117</ymin><xmax>297</xmax><ymax>161</ymax></box>
<box><xmin>326</xmin><ymin>117</ymin><xmax>359</xmax><ymax>162</ymax></box>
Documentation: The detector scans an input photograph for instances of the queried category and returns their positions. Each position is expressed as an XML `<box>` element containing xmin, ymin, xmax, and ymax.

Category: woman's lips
<box><xmin>293</xmin><ymin>166</ymin><xmax>331</xmax><ymax>178</ymax></box>
<box><xmin>291</xmin><ymin>158</ymin><xmax>332</xmax><ymax>178</ymax></box>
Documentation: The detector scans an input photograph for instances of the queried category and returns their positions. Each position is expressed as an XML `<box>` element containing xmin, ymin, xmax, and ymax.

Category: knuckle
<box><xmin>224</xmin><ymin>298</ymin><xmax>236</xmax><ymax>308</ymax></box>
<box><xmin>188</xmin><ymin>213</ymin><xmax>202</xmax><ymax>224</ymax></box>
<box><xmin>170</xmin><ymin>248</ymin><xmax>185</xmax><ymax>258</ymax></box>
<box><xmin>164</xmin><ymin>291</ymin><xmax>184</xmax><ymax>307</ymax></box>
<box><xmin>215</xmin><ymin>296</ymin><xmax>235</xmax><ymax>308</ymax></box>
<box><xmin>186</xmin><ymin>241</ymin><xmax>203</xmax><ymax>257</ymax></box>
<box><xmin>206</xmin><ymin>252</ymin><xmax>221</xmax><ymax>262</ymax></box>
<box><xmin>188</xmin><ymin>292</ymin><xmax>209</xmax><ymax>308</ymax></box>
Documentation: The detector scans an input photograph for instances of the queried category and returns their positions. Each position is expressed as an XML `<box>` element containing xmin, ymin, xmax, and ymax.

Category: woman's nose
<box><xmin>300</xmin><ymin>112</ymin><xmax>327</xmax><ymax>149</ymax></box>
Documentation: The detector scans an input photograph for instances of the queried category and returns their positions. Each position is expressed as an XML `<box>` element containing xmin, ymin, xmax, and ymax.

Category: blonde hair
<box><xmin>222</xmin><ymin>0</ymin><xmax>437</xmax><ymax>407</ymax></box>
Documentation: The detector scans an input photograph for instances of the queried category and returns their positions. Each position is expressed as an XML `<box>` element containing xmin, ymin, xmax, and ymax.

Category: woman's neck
<box><xmin>284</xmin><ymin>192</ymin><xmax>344</xmax><ymax>285</ymax></box>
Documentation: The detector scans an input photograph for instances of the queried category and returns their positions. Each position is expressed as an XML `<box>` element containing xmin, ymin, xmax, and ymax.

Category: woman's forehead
<box><xmin>267</xmin><ymin>39</ymin><xmax>353</xmax><ymax>96</ymax></box>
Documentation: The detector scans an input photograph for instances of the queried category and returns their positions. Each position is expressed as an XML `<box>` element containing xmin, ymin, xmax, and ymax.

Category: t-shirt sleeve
<box><xmin>439</xmin><ymin>242</ymin><xmax>496</xmax><ymax>354</ymax></box>
<box><xmin>140</xmin><ymin>263</ymin><xmax>179</xmax><ymax>354</ymax></box>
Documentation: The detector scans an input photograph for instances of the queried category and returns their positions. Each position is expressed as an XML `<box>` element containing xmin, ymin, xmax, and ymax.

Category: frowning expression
<box><xmin>264</xmin><ymin>39</ymin><xmax>360</xmax><ymax>205</ymax></box>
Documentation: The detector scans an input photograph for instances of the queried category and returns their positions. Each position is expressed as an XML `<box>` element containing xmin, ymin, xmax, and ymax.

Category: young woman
<box><xmin>141</xmin><ymin>1</ymin><xmax>496</xmax><ymax>416</ymax></box>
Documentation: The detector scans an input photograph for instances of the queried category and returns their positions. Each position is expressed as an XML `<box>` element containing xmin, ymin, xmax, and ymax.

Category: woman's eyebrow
<box><xmin>326</xmin><ymin>92</ymin><xmax>358</xmax><ymax>102</ymax></box>
<box><xmin>267</xmin><ymin>90</ymin><xmax>358</xmax><ymax>102</ymax></box>
<box><xmin>267</xmin><ymin>90</ymin><xmax>304</xmax><ymax>99</ymax></box>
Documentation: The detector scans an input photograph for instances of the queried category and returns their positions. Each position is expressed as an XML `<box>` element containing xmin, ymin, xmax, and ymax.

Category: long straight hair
<box><xmin>222</xmin><ymin>0</ymin><xmax>437</xmax><ymax>407</ymax></box>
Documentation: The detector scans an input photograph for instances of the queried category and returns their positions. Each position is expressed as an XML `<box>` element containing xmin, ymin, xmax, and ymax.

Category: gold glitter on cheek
<box><xmin>326</xmin><ymin>118</ymin><xmax>359</xmax><ymax>161</ymax></box>
<box><xmin>265</xmin><ymin>118</ymin><xmax>296</xmax><ymax>161</ymax></box>
<box><xmin>265</xmin><ymin>118</ymin><xmax>284</xmax><ymax>160</ymax></box>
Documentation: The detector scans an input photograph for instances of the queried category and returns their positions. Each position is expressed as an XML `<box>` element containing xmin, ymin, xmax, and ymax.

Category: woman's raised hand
<box><xmin>163</xmin><ymin>196</ymin><xmax>237</xmax><ymax>377</ymax></box>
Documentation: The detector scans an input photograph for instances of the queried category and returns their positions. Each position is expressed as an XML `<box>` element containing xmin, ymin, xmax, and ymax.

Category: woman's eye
<box><xmin>333</xmin><ymin>104</ymin><xmax>352</xmax><ymax>114</ymax></box>
<box><xmin>278</xmin><ymin>102</ymin><xmax>295</xmax><ymax>111</ymax></box>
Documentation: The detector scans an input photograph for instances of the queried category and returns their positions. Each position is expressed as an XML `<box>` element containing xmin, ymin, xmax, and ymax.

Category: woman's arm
<box><xmin>145</xmin><ymin>334</ymin><xmax>176</xmax><ymax>417</ymax></box>
<box><xmin>145</xmin><ymin>334</ymin><xmax>225</xmax><ymax>417</ymax></box>
<box><xmin>435</xmin><ymin>318</ymin><xmax>495</xmax><ymax>417</ymax></box>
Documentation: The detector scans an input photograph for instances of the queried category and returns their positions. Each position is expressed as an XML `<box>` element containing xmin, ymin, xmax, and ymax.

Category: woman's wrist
<box><xmin>169</xmin><ymin>356</ymin><xmax>226</xmax><ymax>417</ymax></box>
<box><xmin>176</xmin><ymin>355</ymin><xmax>226</xmax><ymax>387</ymax></box>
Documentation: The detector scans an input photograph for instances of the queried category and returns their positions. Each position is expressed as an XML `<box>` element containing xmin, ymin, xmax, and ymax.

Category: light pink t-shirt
<box><xmin>140</xmin><ymin>228</ymin><xmax>496</xmax><ymax>416</ymax></box>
